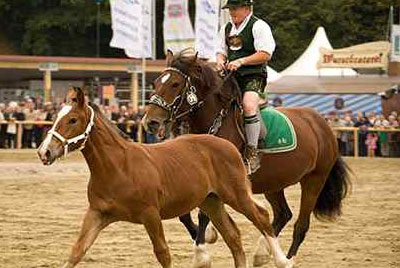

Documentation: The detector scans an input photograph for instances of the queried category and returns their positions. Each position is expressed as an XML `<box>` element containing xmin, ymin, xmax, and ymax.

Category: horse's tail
<box><xmin>313</xmin><ymin>157</ymin><xmax>352</xmax><ymax>221</ymax></box>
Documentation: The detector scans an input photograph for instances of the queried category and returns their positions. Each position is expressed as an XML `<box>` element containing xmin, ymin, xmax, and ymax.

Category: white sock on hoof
<box><xmin>192</xmin><ymin>244</ymin><xmax>211</xmax><ymax>268</ymax></box>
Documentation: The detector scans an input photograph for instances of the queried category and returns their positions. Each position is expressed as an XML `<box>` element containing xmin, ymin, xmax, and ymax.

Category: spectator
<box><xmin>354</xmin><ymin>115</ymin><xmax>371</xmax><ymax>157</ymax></box>
<box><xmin>365</xmin><ymin>133</ymin><xmax>378</xmax><ymax>157</ymax></box>
<box><xmin>22</xmin><ymin>99</ymin><xmax>35</xmax><ymax>148</ymax></box>
<box><xmin>0</xmin><ymin>103</ymin><xmax>6</xmax><ymax>148</ymax></box>
<box><xmin>339</xmin><ymin>115</ymin><xmax>354</xmax><ymax>156</ymax></box>
<box><xmin>375</xmin><ymin>114</ymin><xmax>390</xmax><ymax>157</ymax></box>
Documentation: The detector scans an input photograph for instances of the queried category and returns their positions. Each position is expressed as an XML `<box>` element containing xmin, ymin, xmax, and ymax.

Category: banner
<box><xmin>163</xmin><ymin>0</ymin><xmax>195</xmax><ymax>53</ymax></box>
<box><xmin>318</xmin><ymin>41</ymin><xmax>391</xmax><ymax>69</ymax></box>
<box><xmin>109</xmin><ymin>0</ymin><xmax>153</xmax><ymax>58</ymax></box>
<box><xmin>391</xmin><ymin>25</ymin><xmax>400</xmax><ymax>62</ymax></box>
<box><xmin>195</xmin><ymin>0</ymin><xmax>220</xmax><ymax>60</ymax></box>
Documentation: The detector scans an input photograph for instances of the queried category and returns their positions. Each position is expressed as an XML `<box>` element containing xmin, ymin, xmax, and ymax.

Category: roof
<box><xmin>267</xmin><ymin>75</ymin><xmax>400</xmax><ymax>94</ymax></box>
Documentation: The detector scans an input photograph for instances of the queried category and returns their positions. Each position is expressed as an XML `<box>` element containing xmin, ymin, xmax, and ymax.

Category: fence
<box><xmin>0</xmin><ymin>120</ymin><xmax>145</xmax><ymax>149</ymax></box>
<box><xmin>1</xmin><ymin>121</ymin><xmax>400</xmax><ymax>157</ymax></box>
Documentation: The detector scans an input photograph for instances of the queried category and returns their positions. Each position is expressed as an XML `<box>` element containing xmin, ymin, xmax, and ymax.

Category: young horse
<box><xmin>143</xmin><ymin>50</ymin><xmax>351</xmax><ymax>267</ymax></box>
<box><xmin>37</xmin><ymin>87</ymin><xmax>294</xmax><ymax>268</ymax></box>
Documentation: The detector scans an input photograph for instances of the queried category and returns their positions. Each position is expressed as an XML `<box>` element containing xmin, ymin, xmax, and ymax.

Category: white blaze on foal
<box><xmin>38</xmin><ymin>105</ymin><xmax>95</xmax><ymax>159</ymax></box>
<box><xmin>38</xmin><ymin>105</ymin><xmax>72</xmax><ymax>156</ymax></box>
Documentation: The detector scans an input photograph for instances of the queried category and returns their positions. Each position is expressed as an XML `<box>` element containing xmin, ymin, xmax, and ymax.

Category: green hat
<box><xmin>222</xmin><ymin>0</ymin><xmax>253</xmax><ymax>9</ymax></box>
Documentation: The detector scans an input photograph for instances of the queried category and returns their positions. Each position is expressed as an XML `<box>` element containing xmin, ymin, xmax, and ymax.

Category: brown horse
<box><xmin>37</xmin><ymin>87</ymin><xmax>295</xmax><ymax>268</ymax></box>
<box><xmin>143</xmin><ymin>50</ymin><xmax>351</xmax><ymax>267</ymax></box>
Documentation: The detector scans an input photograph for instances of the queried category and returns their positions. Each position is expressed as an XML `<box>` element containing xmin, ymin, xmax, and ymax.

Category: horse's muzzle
<box><xmin>146</xmin><ymin>120</ymin><xmax>161</xmax><ymax>134</ymax></box>
<box><xmin>37</xmin><ymin>148</ymin><xmax>56</xmax><ymax>165</ymax></box>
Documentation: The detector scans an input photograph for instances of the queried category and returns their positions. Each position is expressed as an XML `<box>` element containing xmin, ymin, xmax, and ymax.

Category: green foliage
<box><xmin>0</xmin><ymin>0</ymin><xmax>397</xmax><ymax>69</ymax></box>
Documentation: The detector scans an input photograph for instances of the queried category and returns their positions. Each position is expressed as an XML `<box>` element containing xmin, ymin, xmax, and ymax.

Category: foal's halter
<box><xmin>149</xmin><ymin>67</ymin><xmax>204</xmax><ymax>122</ymax></box>
<box><xmin>47</xmin><ymin>105</ymin><xmax>95</xmax><ymax>158</ymax></box>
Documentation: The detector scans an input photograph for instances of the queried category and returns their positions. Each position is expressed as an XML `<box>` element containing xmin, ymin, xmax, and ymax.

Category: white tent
<box><xmin>279</xmin><ymin>27</ymin><xmax>358</xmax><ymax>77</ymax></box>
<box><xmin>267</xmin><ymin>66</ymin><xmax>281</xmax><ymax>82</ymax></box>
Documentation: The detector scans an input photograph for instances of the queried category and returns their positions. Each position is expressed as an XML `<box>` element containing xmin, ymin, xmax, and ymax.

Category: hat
<box><xmin>222</xmin><ymin>0</ymin><xmax>253</xmax><ymax>9</ymax></box>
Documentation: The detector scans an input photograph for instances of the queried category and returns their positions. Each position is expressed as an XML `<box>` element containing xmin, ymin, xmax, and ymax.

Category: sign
<box><xmin>195</xmin><ymin>0</ymin><xmax>220</xmax><ymax>60</ymax></box>
<box><xmin>391</xmin><ymin>25</ymin><xmax>400</xmax><ymax>62</ymax></box>
<box><xmin>38</xmin><ymin>62</ymin><xmax>59</xmax><ymax>71</ymax></box>
<box><xmin>163</xmin><ymin>0</ymin><xmax>195</xmax><ymax>53</ymax></box>
<box><xmin>318</xmin><ymin>41</ymin><xmax>390</xmax><ymax>69</ymax></box>
<box><xmin>109</xmin><ymin>0</ymin><xmax>153</xmax><ymax>58</ymax></box>
<box><xmin>102</xmin><ymin>85</ymin><xmax>115</xmax><ymax>100</ymax></box>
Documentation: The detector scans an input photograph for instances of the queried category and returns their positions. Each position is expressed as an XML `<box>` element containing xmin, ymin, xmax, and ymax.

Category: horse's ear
<box><xmin>68</xmin><ymin>87</ymin><xmax>85</xmax><ymax>107</ymax></box>
<box><xmin>193</xmin><ymin>52</ymin><xmax>198</xmax><ymax>61</ymax></box>
<box><xmin>166</xmin><ymin>49</ymin><xmax>173</xmax><ymax>66</ymax></box>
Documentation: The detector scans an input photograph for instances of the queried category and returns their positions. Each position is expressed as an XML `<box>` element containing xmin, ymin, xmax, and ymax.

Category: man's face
<box><xmin>228</xmin><ymin>6</ymin><xmax>249</xmax><ymax>25</ymax></box>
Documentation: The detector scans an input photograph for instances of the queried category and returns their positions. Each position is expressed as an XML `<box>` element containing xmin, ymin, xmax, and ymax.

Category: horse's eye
<box><xmin>172</xmin><ymin>82</ymin><xmax>180</xmax><ymax>88</ymax></box>
<box><xmin>69</xmin><ymin>118</ymin><xmax>78</xmax><ymax>124</ymax></box>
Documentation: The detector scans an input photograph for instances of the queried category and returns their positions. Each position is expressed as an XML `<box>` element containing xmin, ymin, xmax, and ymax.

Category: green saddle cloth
<box><xmin>259</xmin><ymin>107</ymin><xmax>297</xmax><ymax>153</ymax></box>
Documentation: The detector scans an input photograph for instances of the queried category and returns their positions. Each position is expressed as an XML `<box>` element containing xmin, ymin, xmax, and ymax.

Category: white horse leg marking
<box><xmin>192</xmin><ymin>244</ymin><xmax>211</xmax><ymax>268</ymax></box>
<box><xmin>265</xmin><ymin>235</ymin><xmax>294</xmax><ymax>268</ymax></box>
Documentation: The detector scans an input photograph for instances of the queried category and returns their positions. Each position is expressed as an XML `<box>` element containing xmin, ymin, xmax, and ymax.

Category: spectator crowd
<box><xmin>1</xmin><ymin>98</ymin><xmax>400</xmax><ymax>157</ymax></box>
<box><xmin>325</xmin><ymin>110</ymin><xmax>400</xmax><ymax>157</ymax></box>
<box><xmin>0</xmin><ymin>98</ymin><xmax>159</xmax><ymax>149</ymax></box>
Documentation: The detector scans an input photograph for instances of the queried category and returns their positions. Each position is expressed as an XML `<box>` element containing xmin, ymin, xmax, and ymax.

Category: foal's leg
<box><xmin>61</xmin><ymin>208</ymin><xmax>110</xmax><ymax>268</ymax></box>
<box><xmin>226</xmin><ymin>192</ymin><xmax>293</xmax><ymax>268</ymax></box>
<box><xmin>287</xmin><ymin>173</ymin><xmax>325</xmax><ymax>259</ymax></box>
<box><xmin>199</xmin><ymin>194</ymin><xmax>247</xmax><ymax>268</ymax></box>
<box><xmin>141</xmin><ymin>209</ymin><xmax>171</xmax><ymax>268</ymax></box>
<box><xmin>253</xmin><ymin>190</ymin><xmax>293</xmax><ymax>267</ymax></box>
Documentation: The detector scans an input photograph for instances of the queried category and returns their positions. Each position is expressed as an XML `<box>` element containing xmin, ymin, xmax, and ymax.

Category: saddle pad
<box><xmin>259</xmin><ymin>107</ymin><xmax>297</xmax><ymax>153</ymax></box>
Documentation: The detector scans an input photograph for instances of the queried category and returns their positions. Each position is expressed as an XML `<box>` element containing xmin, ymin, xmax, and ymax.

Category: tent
<box><xmin>278</xmin><ymin>27</ymin><xmax>357</xmax><ymax>77</ymax></box>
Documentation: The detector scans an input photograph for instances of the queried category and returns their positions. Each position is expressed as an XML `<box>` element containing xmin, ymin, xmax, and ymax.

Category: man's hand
<box><xmin>216</xmin><ymin>57</ymin><xmax>227</xmax><ymax>71</ymax></box>
<box><xmin>227</xmin><ymin>58</ymin><xmax>245</xmax><ymax>71</ymax></box>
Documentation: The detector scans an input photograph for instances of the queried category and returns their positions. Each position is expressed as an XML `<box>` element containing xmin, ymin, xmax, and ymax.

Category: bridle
<box><xmin>150</xmin><ymin>67</ymin><xmax>238</xmax><ymax>135</ymax></box>
<box><xmin>149</xmin><ymin>67</ymin><xmax>205</xmax><ymax>123</ymax></box>
<box><xmin>46</xmin><ymin>105</ymin><xmax>95</xmax><ymax>158</ymax></box>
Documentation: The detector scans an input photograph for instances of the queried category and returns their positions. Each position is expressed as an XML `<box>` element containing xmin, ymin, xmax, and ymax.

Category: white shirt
<box><xmin>216</xmin><ymin>13</ymin><xmax>276</xmax><ymax>57</ymax></box>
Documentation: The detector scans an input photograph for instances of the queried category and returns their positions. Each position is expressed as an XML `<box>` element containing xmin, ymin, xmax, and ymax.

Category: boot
<box><xmin>244</xmin><ymin>145</ymin><xmax>261</xmax><ymax>174</ymax></box>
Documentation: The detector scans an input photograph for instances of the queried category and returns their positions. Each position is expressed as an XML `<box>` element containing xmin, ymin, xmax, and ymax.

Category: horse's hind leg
<box><xmin>287</xmin><ymin>172</ymin><xmax>326</xmax><ymax>259</ymax></box>
<box><xmin>253</xmin><ymin>190</ymin><xmax>293</xmax><ymax>267</ymax></box>
<box><xmin>179</xmin><ymin>213</ymin><xmax>198</xmax><ymax>240</ymax></box>
<box><xmin>199</xmin><ymin>194</ymin><xmax>246</xmax><ymax>268</ymax></box>
<box><xmin>61</xmin><ymin>208</ymin><xmax>110</xmax><ymax>268</ymax></box>
<box><xmin>227</xmin><ymin>191</ymin><xmax>293</xmax><ymax>268</ymax></box>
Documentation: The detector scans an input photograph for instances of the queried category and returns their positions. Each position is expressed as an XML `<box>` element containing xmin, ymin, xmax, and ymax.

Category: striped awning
<box><xmin>270</xmin><ymin>93</ymin><xmax>382</xmax><ymax>116</ymax></box>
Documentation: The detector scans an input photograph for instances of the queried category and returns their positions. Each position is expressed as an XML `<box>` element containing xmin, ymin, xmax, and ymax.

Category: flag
<box><xmin>109</xmin><ymin>0</ymin><xmax>153</xmax><ymax>58</ymax></box>
<box><xmin>163</xmin><ymin>0</ymin><xmax>195</xmax><ymax>53</ymax></box>
<box><xmin>195</xmin><ymin>0</ymin><xmax>220</xmax><ymax>60</ymax></box>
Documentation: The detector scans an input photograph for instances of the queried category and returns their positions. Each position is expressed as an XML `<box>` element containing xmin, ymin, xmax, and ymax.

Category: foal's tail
<box><xmin>313</xmin><ymin>157</ymin><xmax>352</xmax><ymax>221</ymax></box>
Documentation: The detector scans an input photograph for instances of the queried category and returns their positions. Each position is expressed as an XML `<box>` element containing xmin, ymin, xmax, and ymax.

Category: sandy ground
<box><xmin>0</xmin><ymin>150</ymin><xmax>399</xmax><ymax>268</ymax></box>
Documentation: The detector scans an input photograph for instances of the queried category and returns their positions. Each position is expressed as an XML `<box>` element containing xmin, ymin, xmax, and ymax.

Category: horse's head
<box><xmin>144</xmin><ymin>49</ymin><xmax>218</xmax><ymax>134</ymax></box>
<box><xmin>37</xmin><ymin>87</ymin><xmax>95</xmax><ymax>165</ymax></box>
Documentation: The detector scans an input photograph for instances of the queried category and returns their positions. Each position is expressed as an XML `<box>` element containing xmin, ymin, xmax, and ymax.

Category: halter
<box><xmin>149</xmin><ymin>67</ymin><xmax>204</xmax><ymax>122</ymax></box>
<box><xmin>47</xmin><ymin>105</ymin><xmax>95</xmax><ymax>158</ymax></box>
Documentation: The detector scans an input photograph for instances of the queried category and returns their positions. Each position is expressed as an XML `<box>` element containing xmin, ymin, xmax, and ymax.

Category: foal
<box><xmin>37</xmin><ymin>87</ymin><xmax>293</xmax><ymax>268</ymax></box>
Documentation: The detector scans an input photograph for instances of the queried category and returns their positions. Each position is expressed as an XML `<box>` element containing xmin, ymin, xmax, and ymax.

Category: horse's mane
<box><xmin>171</xmin><ymin>48</ymin><xmax>223</xmax><ymax>95</ymax></box>
<box><xmin>89</xmin><ymin>102</ymin><xmax>132</xmax><ymax>141</ymax></box>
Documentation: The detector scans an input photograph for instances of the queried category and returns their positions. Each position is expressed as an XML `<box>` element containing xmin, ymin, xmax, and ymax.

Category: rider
<box><xmin>216</xmin><ymin>0</ymin><xmax>276</xmax><ymax>174</ymax></box>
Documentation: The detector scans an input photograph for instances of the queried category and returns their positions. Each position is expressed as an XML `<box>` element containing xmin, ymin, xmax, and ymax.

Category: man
<box><xmin>216</xmin><ymin>0</ymin><xmax>275</xmax><ymax>174</ymax></box>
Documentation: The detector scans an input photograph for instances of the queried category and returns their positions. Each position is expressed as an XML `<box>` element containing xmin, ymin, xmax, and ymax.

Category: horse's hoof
<box><xmin>192</xmin><ymin>244</ymin><xmax>212</xmax><ymax>268</ymax></box>
<box><xmin>205</xmin><ymin>225</ymin><xmax>218</xmax><ymax>244</ymax></box>
<box><xmin>277</xmin><ymin>257</ymin><xmax>295</xmax><ymax>268</ymax></box>
<box><xmin>253</xmin><ymin>254</ymin><xmax>270</xmax><ymax>267</ymax></box>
